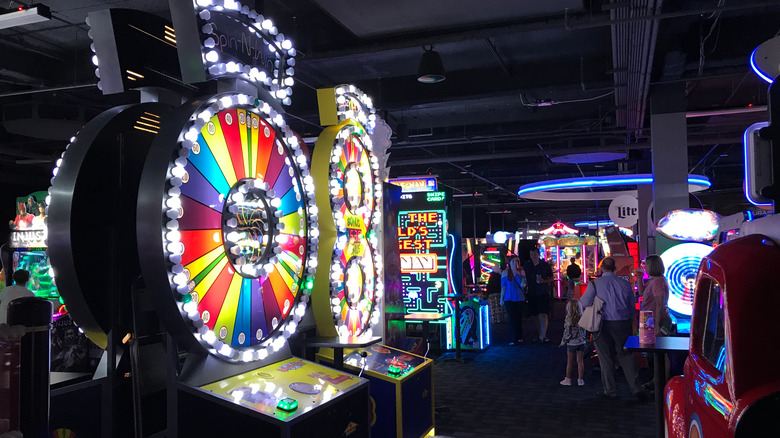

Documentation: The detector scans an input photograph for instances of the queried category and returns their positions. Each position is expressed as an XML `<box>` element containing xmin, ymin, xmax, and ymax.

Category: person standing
<box><xmin>580</xmin><ymin>257</ymin><xmax>646</xmax><ymax>401</ymax></box>
<box><xmin>524</xmin><ymin>249</ymin><xmax>554</xmax><ymax>343</ymax></box>
<box><xmin>0</xmin><ymin>269</ymin><xmax>34</xmax><ymax>325</ymax></box>
<box><xmin>635</xmin><ymin>255</ymin><xmax>671</xmax><ymax>337</ymax></box>
<box><xmin>566</xmin><ymin>257</ymin><xmax>582</xmax><ymax>299</ymax></box>
<box><xmin>500</xmin><ymin>256</ymin><xmax>527</xmax><ymax>345</ymax></box>
<box><xmin>559</xmin><ymin>299</ymin><xmax>586</xmax><ymax>386</ymax></box>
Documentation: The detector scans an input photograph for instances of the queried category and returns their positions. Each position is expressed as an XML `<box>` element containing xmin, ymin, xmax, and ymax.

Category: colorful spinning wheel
<box><xmin>312</xmin><ymin>85</ymin><xmax>383</xmax><ymax>338</ymax></box>
<box><xmin>660</xmin><ymin>242</ymin><xmax>713</xmax><ymax>317</ymax></box>
<box><xmin>137</xmin><ymin>93</ymin><xmax>318</xmax><ymax>362</ymax></box>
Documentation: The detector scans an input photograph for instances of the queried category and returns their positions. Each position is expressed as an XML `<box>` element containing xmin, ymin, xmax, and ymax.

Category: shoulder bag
<box><xmin>578</xmin><ymin>281</ymin><xmax>604</xmax><ymax>332</ymax></box>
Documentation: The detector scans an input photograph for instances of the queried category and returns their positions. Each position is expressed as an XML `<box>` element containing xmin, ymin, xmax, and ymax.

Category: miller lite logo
<box><xmin>608</xmin><ymin>195</ymin><xmax>639</xmax><ymax>227</ymax></box>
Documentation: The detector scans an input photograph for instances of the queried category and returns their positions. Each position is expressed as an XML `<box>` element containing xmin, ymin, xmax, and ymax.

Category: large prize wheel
<box><xmin>312</xmin><ymin>87</ymin><xmax>383</xmax><ymax>338</ymax></box>
<box><xmin>660</xmin><ymin>242</ymin><xmax>713</xmax><ymax>317</ymax></box>
<box><xmin>137</xmin><ymin>93</ymin><xmax>318</xmax><ymax>362</ymax></box>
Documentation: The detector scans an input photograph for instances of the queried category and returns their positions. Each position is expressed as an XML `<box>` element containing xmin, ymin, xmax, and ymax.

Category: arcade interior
<box><xmin>1</xmin><ymin>1</ymin><xmax>780</xmax><ymax>437</ymax></box>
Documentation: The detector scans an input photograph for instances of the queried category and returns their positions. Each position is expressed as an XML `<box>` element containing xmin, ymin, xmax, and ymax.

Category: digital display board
<box><xmin>398</xmin><ymin>191</ymin><xmax>447</xmax><ymax>313</ymax></box>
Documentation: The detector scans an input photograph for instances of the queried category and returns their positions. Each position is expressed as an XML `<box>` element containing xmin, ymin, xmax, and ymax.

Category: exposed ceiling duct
<box><xmin>610</xmin><ymin>0</ymin><xmax>663</xmax><ymax>134</ymax></box>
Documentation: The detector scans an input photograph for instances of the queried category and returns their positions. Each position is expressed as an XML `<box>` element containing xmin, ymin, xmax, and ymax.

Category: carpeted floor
<box><xmin>431</xmin><ymin>302</ymin><xmax>656</xmax><ymax>438</ymax></box>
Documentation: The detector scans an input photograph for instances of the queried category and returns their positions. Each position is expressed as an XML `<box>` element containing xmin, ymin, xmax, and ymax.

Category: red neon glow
<box><xmin>540</xmin><ymin>221</ymin><xmax>578</xmax><ymax>235</ymax></box>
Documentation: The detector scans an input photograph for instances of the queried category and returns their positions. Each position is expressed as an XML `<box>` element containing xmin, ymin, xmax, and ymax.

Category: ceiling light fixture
<box><xmin>0</xmin><ymin>4</ymin><xmax>51</xmax><ymax>30</ymax></box>
<box><xmin>417</xmin><ymin>45</ymin><xmax>445</xmax><ymax>84</ymax></box>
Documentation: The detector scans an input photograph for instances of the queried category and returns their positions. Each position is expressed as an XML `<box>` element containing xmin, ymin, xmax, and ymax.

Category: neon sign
<box><xmin>398</xmin><ymin>192</ymin><xmax>447</xmax><ymax>314</ymax></box>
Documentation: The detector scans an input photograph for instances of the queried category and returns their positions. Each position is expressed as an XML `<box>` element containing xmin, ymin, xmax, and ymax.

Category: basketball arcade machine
<box><xmin>50</xmin><ymin>2</ymin><xmax>369</xmax><ymax>436</ymax></box>
<box><xmin>309</xmin><ymin>87</ymin><xmax>435</xmax><ymax>438</ymax></box>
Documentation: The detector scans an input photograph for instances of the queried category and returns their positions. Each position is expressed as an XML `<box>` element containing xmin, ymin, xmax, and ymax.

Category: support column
<box><xmin>650</xmin><ymin>83</ymin><xmax>689</xmax><ymax>254</ymax></box>
<box><xmin>636</xmin><ymin>184</ymin><xmax>654</xmax><ymax>258</ymax></box>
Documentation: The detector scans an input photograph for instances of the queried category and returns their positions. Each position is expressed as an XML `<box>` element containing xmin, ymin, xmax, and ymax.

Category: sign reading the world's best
<box><xmin>398</xmin><ymin>191</ymin><xmax>447</xmax><ymax>313</ymax></box>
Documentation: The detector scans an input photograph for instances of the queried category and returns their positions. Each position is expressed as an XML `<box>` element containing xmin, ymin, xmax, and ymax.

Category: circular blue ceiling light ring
<box><xmin>517</xmin><ymin>174</ymin><xmax>711</xmax><ymax>201</ymax></box>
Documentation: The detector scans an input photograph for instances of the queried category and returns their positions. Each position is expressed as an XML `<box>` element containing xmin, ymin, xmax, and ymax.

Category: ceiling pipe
<box><xmin>685</xmin><ymin>105</ymin><xmax>767</xmax><ymax>118</ymax></box>
<box><xmin>0</xmin><ymin>83</ymin><xmax>96</xmax><ymax>99</ymax></box>
<box><xmin>565</xmin><ymin>0</ymin><xmax>780</xmax><ymax>31</ymax></box>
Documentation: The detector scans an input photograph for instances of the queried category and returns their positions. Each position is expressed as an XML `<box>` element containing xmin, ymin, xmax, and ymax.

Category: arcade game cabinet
<box><xmin>310</xmin><ymin>85</ymin><xmax>435</xmax><ymax>438</ymax></box>
<box><xmin>136</xmin><ymin>3</ymin><xmax>371</xmax><ymax>435</ymax></box>
<box><xmin>48</xmin><ymin>3</ymin><xmax>371</xmax><ymax>436</ymax></box>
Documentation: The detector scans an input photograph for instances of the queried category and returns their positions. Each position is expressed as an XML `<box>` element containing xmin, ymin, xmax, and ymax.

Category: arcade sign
<box><xmin>9</xmin><ymin>192</ymin><xmax>48</xmax><ymax>248</ymax></box>
<box><xmin>170</xmin><ymin>0</ymin><xmax>296</xmax><ymax>103</ymax></box>
<box><xmin>608</xmin><ymin>195</ymin><xmax>638</xmax><ymax>227</ymax></box>
<box><xmin>388</xmin><ymin>177</ymin><xmax>437</xmax><ymax>193</ymax></box>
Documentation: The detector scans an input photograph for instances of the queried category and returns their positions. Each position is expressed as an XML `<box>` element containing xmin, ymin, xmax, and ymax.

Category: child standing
<box><xmin>559</xmin><ymin>299</ymin><xmax>587</xmax><ymax>386</ymax></box>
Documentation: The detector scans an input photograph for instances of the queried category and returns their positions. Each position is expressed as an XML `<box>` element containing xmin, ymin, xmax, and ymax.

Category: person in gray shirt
<box><xmin>580</xmin><ymin>257</ymin><xmax>647</xmax><ymax>401</ymax></box>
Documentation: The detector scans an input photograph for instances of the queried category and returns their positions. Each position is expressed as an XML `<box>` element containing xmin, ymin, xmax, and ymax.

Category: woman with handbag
<box><xmin>500</xmin><ymin>255</ymin><xmax>527</xmax><ymax>345</ymax></box>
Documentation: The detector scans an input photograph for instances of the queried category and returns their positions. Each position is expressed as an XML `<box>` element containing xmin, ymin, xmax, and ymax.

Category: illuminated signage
<box><xmin>400</xmin><ymin>253</ymin><xmax>437</xmax><ymax>273</ymax></box>
<box><xmin>10</xmin><ymin>230</ymin><xmax>47</xmax><ymax>249</ymax></box>
<box><xmin>398</xmin><ymin>191</ymin><xmax>447</xmax><ymax>314</ymax></box>
<box><xmin>170</xmin><ymin>1</ymin><xmax>295</xmax><ymax>103</ymax></box>
<box><xmin>9</xmin><ymin>191</ymin><xmax>48</xmax><ymax>248</ymax></box>
<box><xmin>656</xmin><ymin>209</ymin><xmax>720</xmax><ymax>242</ymax></box>
<box><xmin>388</xmin><ymin>177</ymin><xmax>437</xmax><ymax>193</ymax></box>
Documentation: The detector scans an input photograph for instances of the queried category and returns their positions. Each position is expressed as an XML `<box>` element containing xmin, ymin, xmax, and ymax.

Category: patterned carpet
<box><xmin>431</xmin><ymin>304</ymin><xmax>656</xmax><ymax>438</ymax></box>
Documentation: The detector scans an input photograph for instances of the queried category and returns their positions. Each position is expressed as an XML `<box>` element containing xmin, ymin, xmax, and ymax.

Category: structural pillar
<box><xmin>650</xmin><ymin>83</ymin><xmax>689</xmax><ymax>254</ymax></box>
<box><xmin>636</xmin><ymin>184</ymin><xmax>654</xmax><ymax>258</ymax></box>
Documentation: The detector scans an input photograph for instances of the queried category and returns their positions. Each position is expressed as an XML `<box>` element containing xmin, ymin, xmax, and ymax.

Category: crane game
<box><xmin>398</xmin><ymin>191</ymin><xmax>448</xmax><ymax>315</ymax></box>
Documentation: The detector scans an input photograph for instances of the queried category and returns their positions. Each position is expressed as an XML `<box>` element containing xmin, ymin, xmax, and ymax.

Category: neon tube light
<box><xmin>750</xmin><ymin>46</ymin><xmax>774</xmax><ymax>84</ymax></box>
<box><xmin>518</xmin><ymin>174</ymin><xmax>711</xmax><ymax>197</ymax></box>
<box><xmin>742</xmin><ymin>122</ymin><xmax>773</xmax><ymax>207</ymax></box>
<box><xmin>574</xmin><ymin>220</ymin><xmax>614</xmax><ymax>227</ymax></box>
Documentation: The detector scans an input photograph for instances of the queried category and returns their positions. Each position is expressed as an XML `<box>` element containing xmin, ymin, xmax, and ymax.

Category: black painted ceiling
<box><xmin>1</xmin><ymin>0</ymin><xmax>778</xmax><ymax>236</ymax></box>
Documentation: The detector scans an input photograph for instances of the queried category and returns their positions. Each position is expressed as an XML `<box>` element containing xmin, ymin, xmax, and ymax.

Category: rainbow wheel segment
<box><xmin>163</xmin><ymin>93</ymin><xmax>318</xmax><ymax>362</ymax></box>
<box><xmin>326</xmin><ymin>120</ymin><xmax>383</xmax><ymax>337</ymax></box>
<box><xmin>51</xmin><ymin>429</ymin><xmax>76</xmax><ymax>438</ymax></box>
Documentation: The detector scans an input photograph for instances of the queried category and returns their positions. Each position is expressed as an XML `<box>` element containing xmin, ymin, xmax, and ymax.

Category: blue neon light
<box><xmin>746</xmin><ymin>210</ymin><xmax>753</xmax><ymax>221</ymax></box>
<box><xmin>742</xmin><ymin>122</ymin><xmax>773</xmax><ymax>207</ymax></box>
<box><xmin>750</xmin><ymin>46</ymin><xmax>774</xmax><ymax>84</ymax></box>
<box><xmin>517</xmin><ymin>174</ymin><xmax>711</xmax><ymax>196</ymax></box>
<box><xmin>574</xmin><ymin>220</ymin><xmax>614</xmax><ymax>227</ymax></box>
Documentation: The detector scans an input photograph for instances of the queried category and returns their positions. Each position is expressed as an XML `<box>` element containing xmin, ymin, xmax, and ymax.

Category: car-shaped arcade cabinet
<box><xmin>664</xmin><ymin>214</ymin><xmax>780</xmax><ymax>438</ymax></box>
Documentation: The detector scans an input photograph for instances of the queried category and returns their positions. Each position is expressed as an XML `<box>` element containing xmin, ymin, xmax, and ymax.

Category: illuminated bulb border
<box><xmin>165</xmin><ymin>93</ymin><xmax>318</xmax><ymax>362</ymax></box>
<box><xmin>327</xmin><ymin>119</ymin><xmax>383</xmax><ymax>335</ymax></box>
<box><xmin>46</xmin><ymin>135</ymin><xmax>81</xmax><ymax>285</ymax></box>
<box><xmin>333</xmin><ymin>84</ymin><xmax>377</xmax><ymax>133</ymax></box>
<box><xmin>194</xmin><ymin>0</ymin><xmax>296</xmax><ymax>105</ymax></box>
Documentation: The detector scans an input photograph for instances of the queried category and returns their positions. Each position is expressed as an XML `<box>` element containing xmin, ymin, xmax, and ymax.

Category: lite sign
<box><xmin>608</xmin><ymin>195</ymin><xmax>638</xmax><ymax>227</ymax></box>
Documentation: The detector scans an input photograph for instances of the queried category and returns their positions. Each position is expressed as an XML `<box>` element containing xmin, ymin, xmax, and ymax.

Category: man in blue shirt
<box><xmin>580</xmin><ymin>257</ymin><xmax>646</xmax><ymax>401</ymax></box>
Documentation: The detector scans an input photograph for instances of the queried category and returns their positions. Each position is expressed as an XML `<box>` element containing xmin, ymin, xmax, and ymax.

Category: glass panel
<box><xmin>701</xmin><ymin>281</ymin><xmax>726</xmax><ymax>373</ymax></box>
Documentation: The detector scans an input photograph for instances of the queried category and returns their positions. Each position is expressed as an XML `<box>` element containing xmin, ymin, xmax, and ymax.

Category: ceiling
<box><xmin>1</xmin><ymin>0</ymin><xmax>779</xmax><ymax>237</ymax></box>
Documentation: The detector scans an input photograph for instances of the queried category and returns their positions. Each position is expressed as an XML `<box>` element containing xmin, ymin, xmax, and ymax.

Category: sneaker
<box><xmin>542</xmin><ymin>338</ymin><xmax>550</xmax><ymax>343</ymax></box>
<box><xmin>577</xmin><ymin>379</ymin><xmax>585</xmax><ymax>386</ymax></box>
<box><xmin>516</xmin><ymin>339</ymin><xmax>524</xmax><ymax>344</ymax></box>
<box><xmin>508</xmin><ymin>342</ymin><xmax>516</xmax><ymax>346</ymax></box>
<box><xmin>559</xmin><ymin>378</ymin><xmax>572</xmax><ymax>386</ymax></box>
